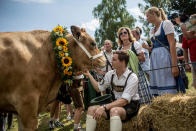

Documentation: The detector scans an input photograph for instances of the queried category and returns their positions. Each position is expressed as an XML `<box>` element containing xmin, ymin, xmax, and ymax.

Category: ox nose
<box><xmin>98</xmin><ymin>56</ymin><xmax>106</xmax><ymax>68</ymax></box>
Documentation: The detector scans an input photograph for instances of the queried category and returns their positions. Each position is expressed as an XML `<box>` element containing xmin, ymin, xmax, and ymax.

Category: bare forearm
<box><xmin>105</xmin><ymin>98</ymin><xmax>128</xmax><ymax>110</ymax></box>
<box><xmin>88</xmin><ymin>74</ymin><xmax>100</xmax><ymax>92</ymax></box>
<box><xmin>167</xmin><ymin>34</ymin><xmax>178</xmax><ymax>66</ymax></box>
<box><xmin>184</xmin><ymin>49</ymin><xmax>189</xmax><ymax>63</ymax></box>
<box><xmin>170</xmin><ymin>44</ymin><xmax>178</xmax><ymax>66</ymax></box>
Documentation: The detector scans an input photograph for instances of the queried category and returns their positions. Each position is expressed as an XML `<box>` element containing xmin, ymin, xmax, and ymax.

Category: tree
<box><xmin>93</xmin><ymin>0</ymin><xmax>136</xmax><ymax>49</ymax></box>
<box><xmin>138</xmin><ymin>0</ymin><xmax>196</xmax><ymax>38</ymax></box>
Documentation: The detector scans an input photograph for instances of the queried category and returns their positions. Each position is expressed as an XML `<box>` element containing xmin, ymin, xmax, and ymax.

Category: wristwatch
<box><xmin>103</xmin><ymin>104</ymin><xmax>107</xmax><ymax>111</ymax></box>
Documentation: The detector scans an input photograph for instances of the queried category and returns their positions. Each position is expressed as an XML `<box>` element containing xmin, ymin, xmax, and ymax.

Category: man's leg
<box><xmin>109</xmin><ymin>107</ymin><xmax>126</xmax><ymax>131</ymax></box>
<box><xmin>86</xmin><ymin>105</ymin><xmax>100</xmax><ymax>131</ymax></box>
<box><xmin>68</xmin><ymin>80</ymin><xmax>84</xmax><ymax>131</ymax></box>
<box><xmin>7</xmin><ymin>113</ymin><xmax>13</xmax><ymax>129</ymax></box>
<box><xmin>54</xmin><ymin>101</ymin><xmax>64</xmax><ymax>127</ymax></box>
<box><xmin>0</xmin><ymin>113</ymin><xmax>7</xmax><ymax>131</ymax></box>
<box><xmin>49</xmin><ymin>101</ymin><xmax>59</xmax><ymax>129</ymax></box>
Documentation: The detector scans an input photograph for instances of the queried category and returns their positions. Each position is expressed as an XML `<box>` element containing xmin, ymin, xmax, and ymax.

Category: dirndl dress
<box><xmin>150</xmin><ymin>22</ymin><xmax>177</xmax><ymax>96</ymax></box>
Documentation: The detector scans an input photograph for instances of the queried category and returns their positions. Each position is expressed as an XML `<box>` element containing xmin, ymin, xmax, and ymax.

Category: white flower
<box><xmin>55</xmin><ymin>32</ymin><xmax>59</xmax><ymax>35</ymax></box>
<box><xmin>58</xmin><ymin>46</ymin><xmax>62</xmax><ymax>50</ymax></box>
<box><xmin>65</xmin><ymin>53</ymin><xmax>69</xmax><ymax>56</ymax></box>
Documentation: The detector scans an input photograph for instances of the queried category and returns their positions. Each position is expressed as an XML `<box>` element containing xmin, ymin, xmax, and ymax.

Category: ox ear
<box><xmin>81</xmin><ymin>28</ymin><xmax>86</xmax><ymax>32</ymax></box>
<box><xmin>71</xmin><ymin>26</ymin><xmax>81</xmax><ymax>40</ymax></box>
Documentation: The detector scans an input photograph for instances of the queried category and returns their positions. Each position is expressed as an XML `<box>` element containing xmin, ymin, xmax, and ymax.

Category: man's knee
<box><xmin>87</xmin><ymin>106</ymin><xmax>99</xmax><ymax>115</ymax></box>
<box><xmin>110</xmin><ymin>107</ymin><xmax>121</xmax><ymax>117</ymax></box>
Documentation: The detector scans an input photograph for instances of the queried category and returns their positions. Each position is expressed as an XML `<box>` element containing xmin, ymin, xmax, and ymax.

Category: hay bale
<box><xmin>95</xmin><ymin>94</ymin><xmax>196</xmax><ymax>131</ymax></box>
<box><xmin>95</xmin><ymin>116</ymin><xmax>143</xmax><ymax>131</ymax></box>
<box><xmin>138</xmin><ymin>94</ymin><xmax>196</xmax><ymax>131</ymax></box>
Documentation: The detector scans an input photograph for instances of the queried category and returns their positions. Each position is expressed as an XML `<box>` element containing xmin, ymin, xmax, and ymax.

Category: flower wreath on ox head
<box><xmin>51</xmin><ymin>25</ymin><xmax>74</xmax><ymax>86</ymax></box>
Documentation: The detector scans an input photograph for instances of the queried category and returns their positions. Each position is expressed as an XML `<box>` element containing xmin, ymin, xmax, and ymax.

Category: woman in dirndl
<box><xmin>145</xmin><ymin>7</ymin><xmax>179</xmax><ymax>96</ymax></box>
<box><xmin>117</xmin><ymin>27</ymin><xmax>152</xmax><ymax>104</ymax></box>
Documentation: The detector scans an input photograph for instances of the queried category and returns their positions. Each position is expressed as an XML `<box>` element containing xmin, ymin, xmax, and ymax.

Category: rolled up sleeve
<box><xmin>98</xmin><ymin>71</ymin><xmax>112</xmax><ymax>92</ymax></box>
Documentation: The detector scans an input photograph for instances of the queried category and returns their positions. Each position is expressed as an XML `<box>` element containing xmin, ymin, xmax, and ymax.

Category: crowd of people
<box><xmin>0</xmin><ymin>6</ymin><xmax>195</xmax><ymax>131</ymax></box>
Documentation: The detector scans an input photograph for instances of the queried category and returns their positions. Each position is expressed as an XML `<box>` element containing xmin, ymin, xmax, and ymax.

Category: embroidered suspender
<box><xmin>110</xmin><ymin>72</ymin><xmax>132</xmax><ymax>92</ymax></box>
<box><xmin>103</xmin><ymin>51</ymin><xmax>113</xmax><ymax>72</ymax></box>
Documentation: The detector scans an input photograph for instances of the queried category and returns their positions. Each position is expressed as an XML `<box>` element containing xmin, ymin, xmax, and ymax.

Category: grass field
<box><xmin>6</xmin><ymin>72</ymin><xmax>196</xmax><ymax>131</ymax></box>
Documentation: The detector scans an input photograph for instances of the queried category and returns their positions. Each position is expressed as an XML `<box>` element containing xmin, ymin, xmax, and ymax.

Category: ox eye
<box><xmin>91</xmin><ymin>42</ymin><xmax>96</xmax><ymax>47</ymax></box>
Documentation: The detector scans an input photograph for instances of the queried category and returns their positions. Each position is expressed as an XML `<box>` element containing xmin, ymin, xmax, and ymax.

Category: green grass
<box><xmin>6</xmin><ymin>72</ymin><xmax>196</xmax><ymax>131</ymax></box>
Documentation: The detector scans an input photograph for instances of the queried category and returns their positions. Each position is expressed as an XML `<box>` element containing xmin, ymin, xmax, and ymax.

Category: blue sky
<box><xmin>0</xmin><ymin>0</ymin><xmax>145</xmax><ymax>38</ymax></box>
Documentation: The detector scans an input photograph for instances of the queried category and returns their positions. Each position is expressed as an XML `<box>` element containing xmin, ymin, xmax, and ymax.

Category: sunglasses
<box><xmin>119</xmin><ymin>31</ymin><xmax>128</xmax><ymax>36</ymax></box>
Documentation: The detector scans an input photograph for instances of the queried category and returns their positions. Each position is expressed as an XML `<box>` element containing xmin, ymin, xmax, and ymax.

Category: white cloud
<box><xmin>81</xmin><ymin>19</ymin><xmax>99</xmax><ymax>32</ymax></box>
<box><xmin>12</xmin><ymin>0</ymin><xmax>55</xmax><ymax>4</ymax></box>
<box><xmin>128</xmin><ymin>7</ymin><xmax>144</xmax><ymax>18</ymax></box>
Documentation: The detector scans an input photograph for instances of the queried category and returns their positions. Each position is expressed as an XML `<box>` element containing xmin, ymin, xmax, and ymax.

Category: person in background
<box><xmin>117</xmin><ymin>27</ymin><xmax>152</xmax><ymax>104</ymax></box>
<box><xmin>175</xmin><ymin>14</ymin><xmax>196</xmax><ymax>40</ymax></box>
<box><xmin>182</xmin><ymin>36</ymin><xmax>196</xmax><ymax>89</ymax></box>
<box><xmin>146</xmin><ymin>7</ymin><xmax>179</xmax><ymax>96</ymax></box>
<box><xmin>96</xmin><ymin>40</ymin><xmax>114</xmax><ymax>76</ymax></box>
<box><xmin>84</xmin><ymin>51</ymin><xmax>140</xmax><ymax>131</ymax></box>
<box><xmin>175</xmin><ymin>14</ymin><xmax>196</xmax><ymax>89</ymax></box>
<box><xmin>132</xmin><ymin>28</ymin><xmax>151</xmax><ymax>75</ymax></box>
<box><xmin>103</xmin><ymin>40</ymin><xmax>114</xmax><ymax>73</ymax></box>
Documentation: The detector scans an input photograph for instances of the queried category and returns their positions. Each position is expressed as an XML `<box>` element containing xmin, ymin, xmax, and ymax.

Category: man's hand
<box><xmin>93</xmin><ymin>106</ymin><xmax>105</xmax><ymax>120</ymax></box>
<box><xmin>83</xmin><ymin>69</ymin><xmax>90</xmax><ymax>78</ymax></box>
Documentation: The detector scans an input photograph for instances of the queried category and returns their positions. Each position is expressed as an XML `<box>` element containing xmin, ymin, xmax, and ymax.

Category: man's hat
<box><xmin>90</xmin><ymin>94</ymin><xmax>113</xmax><ymax>105</ymax></box>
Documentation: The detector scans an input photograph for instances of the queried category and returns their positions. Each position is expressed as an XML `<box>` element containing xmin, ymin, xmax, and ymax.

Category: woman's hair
<box><xmin>117</xmin><ymin>27</ymin><xmax>136</xmax><ymax>47</ymax></box>
<box><xmin>146</xmin><ymin>7</ymin><xmax>167</xmax><ymax>20</ymax></box>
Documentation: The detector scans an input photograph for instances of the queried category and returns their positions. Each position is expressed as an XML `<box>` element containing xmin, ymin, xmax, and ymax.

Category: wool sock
<box><xmin>110</xmin><ymin>116</ymin><xmax>122</xmax><ymax>131</ymax></box>
<box><xmin>86</xmin><ymin>115</ymin><xmax>97</xmax><ymax>131</ymax></box>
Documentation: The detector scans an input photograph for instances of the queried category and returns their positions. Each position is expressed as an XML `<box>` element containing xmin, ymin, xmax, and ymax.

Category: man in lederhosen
<box><xmin>83</xmin><ymin>51</ymin><xmax>140</xmax><ymax>131</ymax></box>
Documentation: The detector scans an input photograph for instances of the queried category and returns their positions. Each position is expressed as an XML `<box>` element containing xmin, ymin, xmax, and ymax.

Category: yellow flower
<box><xmin>56</xmin><ymin>38</ymin><xmax>68</xmax><ymax>47</ymax></box>
<box><xmin>53</xmin><ymin>26</ymin><xmax>64</xmax><ymax>33</ymax></box>
<box><xmin>67</xmin><ymin>71</ymin><xmax>72</xmax><ymax>76</ymax></box>
<box><xmin>61</xmin><ymin>56</ymin><xmax>72</xmax><ymax>67</ymax></box>
<box><xmin>63</xmin><ymin>69</ymin><xmax>69</xmax><ymax>75</ymax></box>
<box><xmin>63</xmin><ymin>46</ymin><xmax>68</xmax><ymax>51</ymax></box>
<box><xmin>59</xmin><ymin>51</ymin><xmax>64</xmax><ymax>57</ymax></box>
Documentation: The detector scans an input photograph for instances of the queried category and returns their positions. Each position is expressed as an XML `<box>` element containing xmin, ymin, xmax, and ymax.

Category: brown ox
<box><xmin>0</xmin><ymin>26</ymin><xmax>105</xmax><ymax>131</ymax></box>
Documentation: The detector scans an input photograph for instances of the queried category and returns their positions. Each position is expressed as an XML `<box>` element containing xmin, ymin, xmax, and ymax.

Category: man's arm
<box><xmin>83</xmin><ymin>70</ymin><xmax>100</xmax><ymax>92</ymax></box>
<box><xmin>167</xmin><ymin>33</ymin><xmax>179</xmax><ymax>77</ymax></box>
<box><xmin>104</xmin><ymin>98</ymin><xmax>128</xmax><ymax>111</ymax></box>
<box><xmin>175</xmin><ymin>17</ymin><xmax>196</xmax><ymax>40</ymax></box>
<box><xmin>184</xmin><ymin>48</ymin><xmax>191</xmax><ymax>71</ymax></box>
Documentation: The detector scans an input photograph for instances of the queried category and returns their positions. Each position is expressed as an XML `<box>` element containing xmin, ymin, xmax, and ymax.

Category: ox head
<box><xmin>69</xmin><ymin>26</ymin><xmax>105</xmax><ymax>71</ymax></box>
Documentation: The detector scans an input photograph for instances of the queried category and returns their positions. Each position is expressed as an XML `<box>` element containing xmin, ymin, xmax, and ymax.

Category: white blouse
<box><xmin>150</xmin><ymin>20</ymin><xmax>175</xmax><ymax>38</ymax></box>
